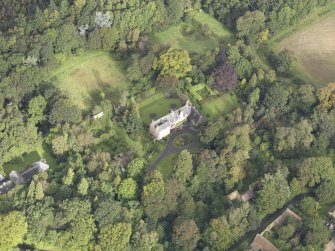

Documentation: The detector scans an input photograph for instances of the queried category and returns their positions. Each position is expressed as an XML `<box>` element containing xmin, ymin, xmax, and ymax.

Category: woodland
<box><xmin>0</xmin><ymin>0</ymin><xmax>335</xmax><ymax>250</ymax></box>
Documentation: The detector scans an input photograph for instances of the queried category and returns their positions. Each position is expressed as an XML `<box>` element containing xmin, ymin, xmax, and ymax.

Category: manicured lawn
<box><xmin>139</xmin><ymin>93</ymin><xmax>183</xmax><ymax>125</ymax></box>
<box><xmin>3</xmin><ymin>143</ymin><xmax>57</xmax><ymax>175</ymax></box>
<box><xmin>50</xmin><ymin>50</ymin><xmax>131</xmax><ymax>109</ymax></box>
<box><xmin>150</xmin><ymin>10</ymin><xmax>233</xmax><ymax>55</ymax></box>
<box><xmin>157</xmin><ymin>153</ymin><xmax>177</xmax><ymax>179</ymax></box>
<box><xmin>200</xmin><ymin>93</ymin><xmax>239</xmax><ymax>120</ymax></box>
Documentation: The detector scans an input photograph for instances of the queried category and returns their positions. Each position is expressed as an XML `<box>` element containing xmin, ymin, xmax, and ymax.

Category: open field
<box><xmin>200</xmin><ymin>93</ymin><xmax>239</xmax><ymax>120</ymax></box>
<box><xmin>150</xmin><ymin>10</ymin><xmax>233</xmax><ymax>55</ymax></box>
<box><xmin>277</xmin><ymin>12</ymin><xmax>335</xmax><ymax>87</ymax></box>
<box><xmin>139</xmin><ymin>93</ymin><xmax>183</xmax><ymax>125</ymax></box>
<box><xmin>51</xmin><ymin>50</ymin><xmax>130</xmax><ymax>109</ymax></box>
<box><xmin>3</xmin><ymin>143</ymin><xmax>56</xmax><ymax>175</ymax></box>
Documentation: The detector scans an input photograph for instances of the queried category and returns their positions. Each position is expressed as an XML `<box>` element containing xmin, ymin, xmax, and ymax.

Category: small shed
<box><xmin>250</xmin><ymin>234</ymin><xmax>279</xmax><ymax>251</ymax></box>
<box><xmin>240</xmin><ymin>190</ymin><xmax>255</xmax><ymax>202</ymax></box>
<box><xmin>228</xmin><ymin>190</ymin><xmax>240</xmax><ymax>201</ymax></box>
<box><xmin>0</xmin><ymin>174</ymin><xmax>5</xmax><ymax>182</ymax></box>
<box><xmin>92</xmin><ymin>111</ymin><xmax>104</xmax><ymax>120</ymax></box>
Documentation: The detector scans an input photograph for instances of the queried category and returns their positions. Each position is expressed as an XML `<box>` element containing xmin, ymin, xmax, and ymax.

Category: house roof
<box><xmin>250</xmin><ymin>234</ymin><xmax>279</xmax><ymax>251</ymax></box>
<box><xmin>34</xmin><ymin>160</ymin><xmax>49</xmax><ymax>171</ymax></box>
<box><xmin>9</xmin><ymin>171</ymin><xmax>24</xmax><ymax>184</ymax></box>
<box><xmin>151</xmin><ymin>101</ymin><xmax>192</xmax><ymax>131</ymax></box>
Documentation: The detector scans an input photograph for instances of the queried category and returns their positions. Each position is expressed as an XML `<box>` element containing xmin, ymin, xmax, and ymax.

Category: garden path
<box><xmin>148</xmin><ymin>127</ymin><xmax>200</xmax><ymax>172</ymax></box>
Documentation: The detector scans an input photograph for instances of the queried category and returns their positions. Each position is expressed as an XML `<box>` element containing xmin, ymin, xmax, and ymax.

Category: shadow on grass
<box><xmin>3</xmin><ymin>143</ymin><xmax>57</xmax><ymax>175</ymax></box>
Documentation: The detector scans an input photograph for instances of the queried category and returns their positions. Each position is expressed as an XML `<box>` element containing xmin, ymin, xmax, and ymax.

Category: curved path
<box><xmin>148</xmin><ymin>127</ymin><xmax>200</xmax><ymax>172</ymax></box>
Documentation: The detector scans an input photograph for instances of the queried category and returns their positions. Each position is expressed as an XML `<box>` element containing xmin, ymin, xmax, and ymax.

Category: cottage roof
<box><xmin>240</xmin><ymin>190</ymin><xmax>255</xmax><ymax>202</ymax></box>
<box><xmin>250</xmin><ymin>234</ymin><xmax>279</xmax><ymax>251</ymax></box>
<box><xmin>34</xmin><ymin>161</ymin><xmax>49</xmax><ymax>172</ymax></box>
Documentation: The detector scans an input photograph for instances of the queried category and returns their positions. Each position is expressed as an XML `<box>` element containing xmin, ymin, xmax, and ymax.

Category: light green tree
<box><xmin>256</xmin><ymin>170</ymin><xmax>291</xmax><ymax>214</ymax></box>
<box><xmin>63</xmin><ymin>168</ymin><xmax>74</xmax><ymax>186</ymax></box>
<box><xmin>127</xmin><ymin>158</ymin><xmax>145</xmax><ymax>178</ymax></box>
<box><xmin>118</xmin><ymin>178</ymin><xmax>138</xmax><ymax>200</ymax></box>
<box><xmin>204</xmin><ymin>216</ymin><xmax>232</xmax><ymax>251</ymax></box>
<box><xmin>154</xmin><ymin>48</ymin><xmax>192</xmax><ymax>78</ymax></box>
<box><xmin>78</xmin><ymin>177</ymin><xmax>89</xmax><ymax>195</ymax></box>
<box><xmin>98</xmin><ymin>223</ymin><xmax>132</xmax><ymax>251</ymax></box>
<box><xmin>0</xmin><ymin>211</ymin><xmax>28</xmax><ymax>249</ymax></box>
<box><xmin>28</xmin><ymin>96</ymin><xmax>47</xmax><ymax>124</ymax></box>
<box><xmin>35</xmin><ymin>182</ymin><xmax>44</xmax><ymax>200</ymax></box>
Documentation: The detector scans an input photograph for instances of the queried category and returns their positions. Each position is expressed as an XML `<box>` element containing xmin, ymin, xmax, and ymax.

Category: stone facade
<box><xmin>149</xmin><ymin>101</ymin><xmax>201</xmax><ymax>140</ymax></box>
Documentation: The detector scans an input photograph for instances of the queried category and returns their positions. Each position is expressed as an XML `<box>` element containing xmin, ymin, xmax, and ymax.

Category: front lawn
<box><xmin>157</xmin><ymin>153</ymin><xmax>177</xmax><ymax>179</ymax></box>
<box><xmin>139</xmin><ymin>93</ymin><xmax>183</xmax><ymax>125</ymax></box>
<box><xmin>200</xmin><ymin>93</ymin><xmax>239</xmax><ymax>120</ymax></box>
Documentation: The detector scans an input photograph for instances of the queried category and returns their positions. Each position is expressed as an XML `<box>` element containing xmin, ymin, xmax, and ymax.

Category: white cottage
<box><xmin>149</xmin><ymin>101</ymin><xmax>201</xmax><ymax>140</ymax></box>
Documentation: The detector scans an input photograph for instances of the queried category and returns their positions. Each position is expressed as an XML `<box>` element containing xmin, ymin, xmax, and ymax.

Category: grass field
<box><xmin>277</xmin><ymin>12</ymin><xmax>335</xmax><ymax>87</ymax></box>
<box><xmin>51</xmin><ymin>50</ymin><xmax>131</xmax><ymax>109</ymax></box>
<box><xmin>157</xmin><ymin>153</ymin><xmax>177</xmax><ymax>179</ymax></box>
<box><xmin>3</xmin><ymin>143</ymin><xmax>56</xmax><ymax>175</ymax></box>
<box><xmin>139</xmin><ymin>93</ymin><xmax>183</xmax><ymax>125</ymax></box>
<box><xmin>150</xmin><ymin>10</ymin><xmax>233</xmax><ymax>55</ymax></box>
<box><xmin>200</xmin><ymin>93</ymin><xmax>239</xmax><ymax>120</ymax></box>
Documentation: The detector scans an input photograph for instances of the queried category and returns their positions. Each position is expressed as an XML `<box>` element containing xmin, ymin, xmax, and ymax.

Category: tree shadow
<box><xmin>88</xmin><ymin>69</ymin><xmax>125</xmax><ymax>107</ymax></box>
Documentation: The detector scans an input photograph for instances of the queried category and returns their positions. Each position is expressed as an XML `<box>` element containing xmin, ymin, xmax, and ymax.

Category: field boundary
<box><xmin>269</xmin><ymin>3</ymin><xmax>335</xmax><ymax>45</ymax></box>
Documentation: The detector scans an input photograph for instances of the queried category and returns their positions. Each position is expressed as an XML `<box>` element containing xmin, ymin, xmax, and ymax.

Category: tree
<box><xmin>142</xmin><ymin>171</ymin><xmax>165</xmax><ymax>224</ymax></box>
<box><xmin>174</xmin><ymin>150</ymin><xmax>193</xmax><ymax>184</ymax></box>
<box><xmin>264</xmin><ymin>83</ymin><xmax>291</xmax><ymax>112</ymax></box>
<box><xmin>304</xmin><ymin>219</ymin><xmax>331</xmax><ymax>249</ymax></box>
<box><xmin>315</xmin><ymin>179</ymin><xmax>335</xmax><ymax>204</ymax></box>
<box><xmin>53</xmin><ymin>199</ymin><xmax>96</xmax><ymax>249</ymax></box>
<box><xmin>49</xmin><ymin>99</ymin><xmax>82</xmax><ymax>125</ymax></box>
<box><xmin>236</xmin><ymin>11</ymin><xmax>266</xmax><ymax>44</ymax></box>
<box><xmin>211</xmin><ymin>62</ymin><xmax>238</xmax><ymax>92</ymax></box>
<box><xmin>55</xmin><ymin>24</ymin><xmax>82</xmax><ymax>54</ymax></box>
<box><xmin>256</xmin><ymin>170</ymin><xmax>291</xmax><ymax>214</ymax></box>
<box><xmin>98</xmin><ymin>222</ymin><xmax>132</xmax><ymax>251</ymax></box>
<box><xmin>298</xmin><ymin>197</ymin><xmax>320</xmax><ymax>218</ymax></box>
<box><xmin>204</xmin><ymin>216</ymin><xmax>232</xmax><ymax>251</ymax></box>
<box><xmin>297</xmin><ymin>157</ymin><xmax>334</xmax><ymax>188</ymax></box>
<box><xmin>154</xmin><ymin>48</ymin><xmax>192</xmax><ymax>78</ymax></box>
<box><xmin>273</xmin><ymin>50</ymin><xmax>295</xmax><ymax>75</ymax></box>
<box><xmin>131</xmin><ymin>220</ymin><xmax>162</xmax><ymax>251</ymax></box>
<box><xmin>28</xmin><ymin>95</ymin><xmax>47</xmax><ymax>124</ymax></box>
<box><xmin>0</xmin><ymin>211</ymin><xmax>28</xmax><ymax>249</ymax></box>
<box><xmin>63</xmin><ymin>168</ymin><xmax>75</xmax><ymax>186</ymax></box>
<box><xmin>166</xmin><ymin>0</ymin><xmax>184</xmax><ymax>24</ymax></box>
<box><xmin>94</xmin><ymin>199</ymin><xmax>125</xmax><ymax>227</ymax></box>
<box><xmin>158</xmin><ymin>75</ymin><xmax>178</xmax><ymax>96</ymax></box>
<box><xmin>35</xmin><ymin>182</ymin><xmax>45</xmax><ymax>200</ymax></box>
<box><xmin>318</xmin><ymin>83</ymin><xmax>335</xmax><ymax>110</ymax></box>
<box><xmin>172</xmin><ymin>218</ymin><xmax>200</xmax><ymax>251</ymax></box>
<box><xmin>127</xmin><ymin>158</ymin><xmax>145</xmax><ymax>179</ymax></box>
<box><xmin>118</xmin><ymin>178</ymin><xmax>138</xmax><ymax>200</ymax></box>
<box><xmin>77</xmin><ymin>177</ymin><xmax>89</xmax><ymax>195</ymax></box>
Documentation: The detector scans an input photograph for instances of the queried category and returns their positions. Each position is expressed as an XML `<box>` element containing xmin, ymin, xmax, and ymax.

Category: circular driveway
<box><xmin>148</xmin><ymin>127</ymin><xmax>200</xmax><ymax>172</ymax></box>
